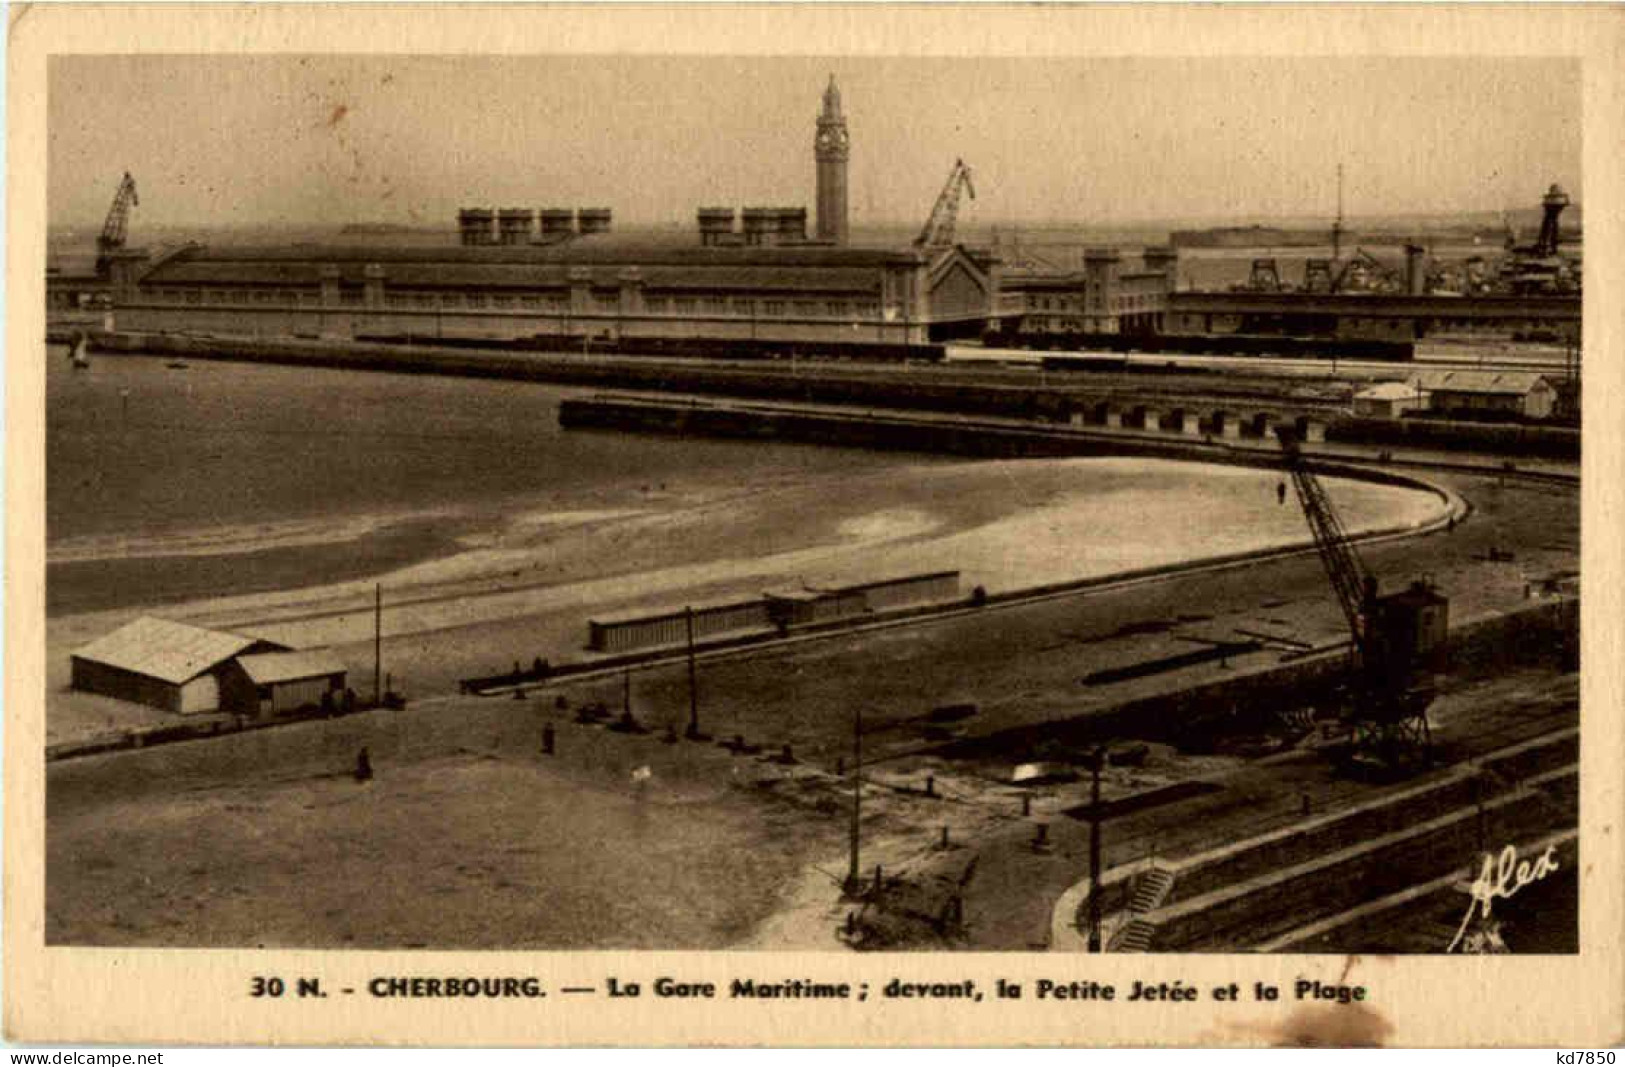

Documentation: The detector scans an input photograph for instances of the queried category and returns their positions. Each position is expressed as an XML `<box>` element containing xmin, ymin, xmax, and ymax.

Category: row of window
<box><xmin>1114</xmin><ymin>293</ymin><xmax>1162</xmax><ymax>312</ymax></box>
<box><xmin>1025</xmin><ymin>316</ymin><xmax>1120</xmax><ymax>333</ymax></box>
<box><xmin>1020</xmin><ymin>292</ymin><xmax>1167</xmax><ymax>314</ymax></box>
<box><xmin>645</xmin><ymin>297</ymin><xmax>880</xmax><ymax>319</ymax></box>
<box><xmin>141</xmin><ymin>287</ymin><xmax>883</xmax><ymax>319</ymax></box>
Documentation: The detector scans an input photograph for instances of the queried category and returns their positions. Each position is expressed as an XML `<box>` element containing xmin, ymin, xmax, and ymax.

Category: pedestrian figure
<box><xmin>542</xmin><ymin>722</ymin><xmax>556</xmax><ymax>755</ymax></box>
<box><xmin>1277</xmin><ymin>481</ymin><xmax>1287</xmax><ymax>506</ymax></box>
<box><xmin>354</xmin><ymin>747</ymin><xmax>373</xmax><ymax>782</ymax></box>
<box><xmin>1447</xmin><ymin>513</ymin><xmax>1456</xmax><ymax>534</ymax></box>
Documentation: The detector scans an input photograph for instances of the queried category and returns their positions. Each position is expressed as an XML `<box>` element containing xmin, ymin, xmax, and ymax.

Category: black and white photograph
<box><xmin>8</xmin><ymin>2</ymin><xmax>1623</xmax><ymax>1049</ymax></box>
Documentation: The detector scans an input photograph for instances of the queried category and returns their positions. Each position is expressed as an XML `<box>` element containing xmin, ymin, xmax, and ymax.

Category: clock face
<box><xmin>817</xmin><ymin>128</ymin><xmax>849</xmax><ymax>153</ymax></box>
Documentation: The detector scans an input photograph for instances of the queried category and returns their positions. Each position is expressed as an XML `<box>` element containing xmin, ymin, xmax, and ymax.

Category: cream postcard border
<box><xmin>5</xmin><ymin>3</ymin><xmax>1623</xmax><ymax>1047</ymax></box>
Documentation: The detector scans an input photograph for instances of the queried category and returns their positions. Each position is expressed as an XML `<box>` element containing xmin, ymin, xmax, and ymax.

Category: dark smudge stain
<box><xmin>1267</xmin><ymin>1003</ymin><xmax>1393</xmax><ymax>1048</ymax></box>
<box><xmin>328</xmin><ymin>103</ymin><xmax>349</xmax><ymax>127</ymax></box>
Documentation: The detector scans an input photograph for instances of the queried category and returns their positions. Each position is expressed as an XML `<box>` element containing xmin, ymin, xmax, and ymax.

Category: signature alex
<box><xmin>1447</xmin><ymin>842</ymin><xmax>1560</xmax><ymax>953</ymax></box>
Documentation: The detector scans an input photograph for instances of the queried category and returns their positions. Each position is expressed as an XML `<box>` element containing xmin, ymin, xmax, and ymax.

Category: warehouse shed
<box><xmin>219</xmin><ymin>650</ymin><xmax>348</xmax><ymax>718</ymax></box>
<box><xmin>70</xmin><ymin>616</ymin><xmax>287</xmax><ymax>714</ymax></box>
<box><xmin>1414</xmin><ymin>370</ymin><xmax>1556</xmax><ymax>421</ymax></box>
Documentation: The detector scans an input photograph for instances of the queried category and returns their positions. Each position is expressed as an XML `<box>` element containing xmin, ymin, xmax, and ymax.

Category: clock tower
<box><xmin>815</xmin><ymin>75</ymin><xmax>849</xmax><ymax>246</ymax></box>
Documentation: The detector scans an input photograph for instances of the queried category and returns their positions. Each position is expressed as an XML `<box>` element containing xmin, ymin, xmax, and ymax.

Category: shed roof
<box><xmin>140</xmin><ymin>238</ymin><xmax>918</xmax><ymax>275</ymax></box>
<box><xmin>234</xmin><ymin>649</ymin><xmax>347</xmax><ymax>685</ymax></box>
<box><xmin>143</xmin><ymin>258</ymin><xmax>890</xmax><ymax>295</ymax></box>
<box><xmin>71</xmin><ymin>616</ymin><xmax>265</xmax><ymax>685</ymax></box>
<box><xmin>1355</xmin><ymin>382</ymin><xmax>1424</xmax><ymax>401</ymax></box>
<box><xmin>1412</xmin><ymin>370</ymin><xmax>1551</xmax><ymax>395</ymax></box>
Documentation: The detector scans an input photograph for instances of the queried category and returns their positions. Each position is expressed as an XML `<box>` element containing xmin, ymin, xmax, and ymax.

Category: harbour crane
<box><xmin>1276</xmin><ymin>427</ymin><xmax>1449</xmax><ymax>771</ymax></box>
<box><xmin>96</xmin><ymin>172</ymin><xmax>139</xmax><ymax>271</ymax></box>
<box><xmin>913</xmin><ymin>159</ymin><xmax>975</xmax><ymax>251</ymax></box>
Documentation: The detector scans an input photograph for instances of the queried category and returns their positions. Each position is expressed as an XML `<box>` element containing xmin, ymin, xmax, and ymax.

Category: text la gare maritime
<box><xmin>602</xmin><ymin>977</ymin><xmax>1367</xmax><ymax>1004</ymax></box>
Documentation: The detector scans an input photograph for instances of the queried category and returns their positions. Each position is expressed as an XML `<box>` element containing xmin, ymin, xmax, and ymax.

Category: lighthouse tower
<box><xmin>815</xmin><ymin>75</ymin><xmax>850</xmax><ymax>246</ymax></box>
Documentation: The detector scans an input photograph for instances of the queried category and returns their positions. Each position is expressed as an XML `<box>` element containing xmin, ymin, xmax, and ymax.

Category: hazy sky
<box><xmin>48</xmin><ymin>55</ymin><xmax>1580</xmax><ymax>230</ymax></box>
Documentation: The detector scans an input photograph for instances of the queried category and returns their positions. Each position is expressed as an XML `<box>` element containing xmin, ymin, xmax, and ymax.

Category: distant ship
<box><xmin>339</xmin><ymin>222</ymin><xmax>416</xmax><ymax>236</ymax></box>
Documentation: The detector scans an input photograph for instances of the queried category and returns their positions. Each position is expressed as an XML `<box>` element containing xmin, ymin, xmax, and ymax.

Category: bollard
<box><xmin>1032</xmin><ymin>823</ymin><xmax>1049</xmax><ymax>850</ymax></box>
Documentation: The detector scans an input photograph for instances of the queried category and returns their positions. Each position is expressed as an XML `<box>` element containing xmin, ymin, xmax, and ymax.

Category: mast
<box><xmin>1332</xmin><ymin>164</ymin><xmax>1345</xmax><ymax>263</ymax></box>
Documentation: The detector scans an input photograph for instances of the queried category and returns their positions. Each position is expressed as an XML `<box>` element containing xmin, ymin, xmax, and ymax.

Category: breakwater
<box><xmin>77</xmin><ymin>330</ymin><xmax>1578</xmax><ymax>458</ymax></box>
<box><xmin>76</xmin><ymin>329</ymin><xmax>1357</xmax><ymax>426</ymax></box>
<box><xmin>556</xmin><ymin>396</ymin><xmax>1473</xmax><ymax>502</ymax></box>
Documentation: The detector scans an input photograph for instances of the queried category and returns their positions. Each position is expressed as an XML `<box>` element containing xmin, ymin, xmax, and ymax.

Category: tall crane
<box><xmin>96</xmin><ymin>172</ymin><xmax>139</xmax><ymax>269</ymax></box>
<box><xmin>1277</xmin><ymin>427</ymin><xmax>1448</xmax><ymax>770</ymax></box>
<box><xmin>914</xmin><ymin>159</ymin><xmax>975</xmax><ymax>251</ymax></box>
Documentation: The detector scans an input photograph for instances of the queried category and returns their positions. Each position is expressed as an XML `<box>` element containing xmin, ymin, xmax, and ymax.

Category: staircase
<box><xmin>1106</xmin><ymin>864</ymin><xmax>1176</xmax><ymax>952</ymax></box>
<box><xmin>1086</xmin><ymin>727</ymin><xmax>1576</xmax><ymax>953</ymax></box>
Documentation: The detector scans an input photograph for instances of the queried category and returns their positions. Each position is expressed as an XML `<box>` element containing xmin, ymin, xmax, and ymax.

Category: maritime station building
<box><xmin>105</xmin><ymin>76</ymin><xmax>1004</xmax><ymax>351</ymax></box>
<box><xmin>95</xmin><ymin>76</ymin><xmax>1181</xmax><ymax>353</ymax></box>
<box><xmin>111</xmin><ymin>238</ymin><xmax>1006</xmax><ymax>350</ymax></box>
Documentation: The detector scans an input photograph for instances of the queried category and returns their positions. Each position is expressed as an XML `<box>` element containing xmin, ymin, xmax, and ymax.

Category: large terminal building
<box><xmin>86</xmin><ymin>78</ymin><xmax>1180</xmax><ymax>354</ymax></box>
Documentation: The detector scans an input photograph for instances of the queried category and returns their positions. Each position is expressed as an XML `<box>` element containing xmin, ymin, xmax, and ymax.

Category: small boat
<box><xmin>165</xmin><ymin>359</ymin><xmax>189</xmax><ymax>370</ymax></box>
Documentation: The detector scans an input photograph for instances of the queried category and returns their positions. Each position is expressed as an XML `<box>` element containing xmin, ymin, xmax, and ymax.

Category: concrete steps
<box><xmin>1130</xmin><ymin>867</ymin><xmax>1175</xmax><ymax>912</ymax></box>
<box><xmin>1146</xmin><ymin>763</ymin><xmax>1575</xmax><ymax>950</ymax></box>
<box><xmin>1154</xmin><ymin>728</ymin><xmax>1575</xmax><ymax>913</ymax></box>
<box><xmin>1252</xmin><ymin>827</ymin><xmax>1578</xmax><ymax>953</ymax></box>
<box><xmin>1050</xmin><ymin>727</ymin><xmax>1575</xmax><ymax>953</ymax></box>
<box><xmin>1073</xmin><ymin>727</ymin><xmax>1576</xmax><ymax>952</ymax></box>
<box><xmin>1105</xmin><ymin>865</ymin><xmax>1177</xmax><ymax>952</ymax></box>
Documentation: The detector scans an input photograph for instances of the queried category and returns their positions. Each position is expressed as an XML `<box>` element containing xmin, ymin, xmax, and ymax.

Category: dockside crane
<box><xmin>1276</xmin><ymin>427</ymin><xmax>1449</xmax><ymax>771</ymax></box>
<box><xmin>96</xmin><ymin>172</ymin><xmax>139</xmax><ymax>272</ymax></box>
<box><xmin>914</xmin><ymin>159</ymin><xmax>975</xmax><ymax>251</ymax></box>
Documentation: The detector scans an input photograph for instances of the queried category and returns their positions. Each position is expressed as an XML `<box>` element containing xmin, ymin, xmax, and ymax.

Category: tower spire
<box><xmin>823</xmin><ymin>73</ymin><xmax>842</xmax><ymax>118</ymax></box>
<box><xmin>815</xmin><ymin>76</ymin><xmax>850</xmax><ymax>245</ymax></box>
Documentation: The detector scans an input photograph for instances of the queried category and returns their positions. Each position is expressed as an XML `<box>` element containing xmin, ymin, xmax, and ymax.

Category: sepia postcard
<box><xmin>5</xmin><ymin>2</ymin><xmax>1623</xmax><ymax>1048</ymax></box>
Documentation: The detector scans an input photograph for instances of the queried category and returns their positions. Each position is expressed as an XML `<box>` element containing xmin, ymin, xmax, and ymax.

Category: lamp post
<box><xmin>1087</xmin><ymin>745</ymin><xmax>1106</xmax><ymax>952</ymax></box>
<box><xmin>846</xmin><ymin>705</ymin><xmax>863</xmax><ymax>897</ymax></box>
<box><xmin>684</xmin><ymin>606</ymin><xmax>701</xmax><ymax>739</ymax></box>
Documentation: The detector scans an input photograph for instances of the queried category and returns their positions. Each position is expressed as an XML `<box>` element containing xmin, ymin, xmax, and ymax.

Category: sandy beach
<box><xmin>46</xmin><ymin>445</ymin><xmax>1443</xmax><ymax>746</ymax></box>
